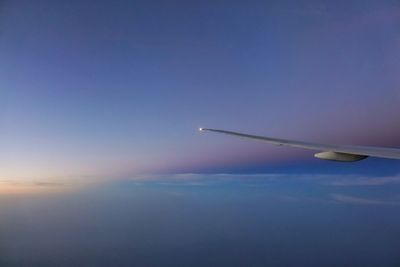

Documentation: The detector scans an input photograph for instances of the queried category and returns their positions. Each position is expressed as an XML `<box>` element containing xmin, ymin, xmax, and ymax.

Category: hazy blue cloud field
<box><xmin>1</xmin><ymin>173</ymin><xmax>399</xmax><ymax>267</ymax></box>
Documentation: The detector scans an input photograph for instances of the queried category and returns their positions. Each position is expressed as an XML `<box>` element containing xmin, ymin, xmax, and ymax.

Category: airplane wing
<box><xmin>199</xmin><ymin>128</ymin><xmax>400</xmax><ymax>162</ymax></box>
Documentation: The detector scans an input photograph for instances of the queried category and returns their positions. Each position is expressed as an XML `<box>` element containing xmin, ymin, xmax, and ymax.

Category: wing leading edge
<box><xmin>199</xmin><ymin>128</ymin><xmax>400</xmax><ymax>162</ymax></box>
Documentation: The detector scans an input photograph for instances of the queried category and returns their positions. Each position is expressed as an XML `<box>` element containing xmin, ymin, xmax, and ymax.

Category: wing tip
<box><xmin>199</xmin><ymin>127</ymin><xmax>212</xmax><ymax>132</ymax></box>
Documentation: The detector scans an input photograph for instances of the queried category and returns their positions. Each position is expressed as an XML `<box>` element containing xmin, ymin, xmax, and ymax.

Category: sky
<box><xmin>0</xmin><ymin>1</ymin><xmax>400</xmax><ymax>266</ymax></box>
<box><xmin>1</xmin><ymin>0</ymin><xmax>400</xmax><ymax>180</ymax></box>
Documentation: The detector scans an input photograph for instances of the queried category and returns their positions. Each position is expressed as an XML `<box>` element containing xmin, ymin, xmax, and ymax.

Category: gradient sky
<box><xmin>1</xmin><ymin>0</ymin><xmax>400</xmax><ymax>180</ymax></box>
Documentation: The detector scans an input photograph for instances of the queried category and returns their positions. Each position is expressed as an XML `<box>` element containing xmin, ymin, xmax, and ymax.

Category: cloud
<box><xmin>330</xmin><ymin>194</ymin><xmax>400</xmax><ymax>206</ymax></box>
<box><xmin>126</xmin><ymin>173</ymin><xmax>400</xmax><ymax>188</ymax></box>
<box><xmin>34</xmin><ymin>181</ymin><xmax>65</xmax><ymax>187</ymax></box>
<box><xmin>0</xmin><ymin>179</ymin><xmax>65</xmax><ymax>187</ymax></box>
<box><xmin>323</xmin><ymin>175</ymin><xmax>400</xmax><ymax>186</ymax></box>
<box><xmin>132</xmin><ymin>173</ymin><xmax>289</xmax><ymax>181</ymax></box>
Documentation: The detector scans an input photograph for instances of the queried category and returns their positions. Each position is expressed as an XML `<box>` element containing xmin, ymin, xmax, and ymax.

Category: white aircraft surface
<box><xmin>199</xmin><ymin>128</ymin><xmax>400</xmax><ymax>162</ymax></box>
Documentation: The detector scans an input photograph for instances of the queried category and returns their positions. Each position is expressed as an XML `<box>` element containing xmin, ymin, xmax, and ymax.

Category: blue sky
<box><xmin>1</xmin><ymin>0</ymin><xmax>400</xmax><ymax>180</ymax></box>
